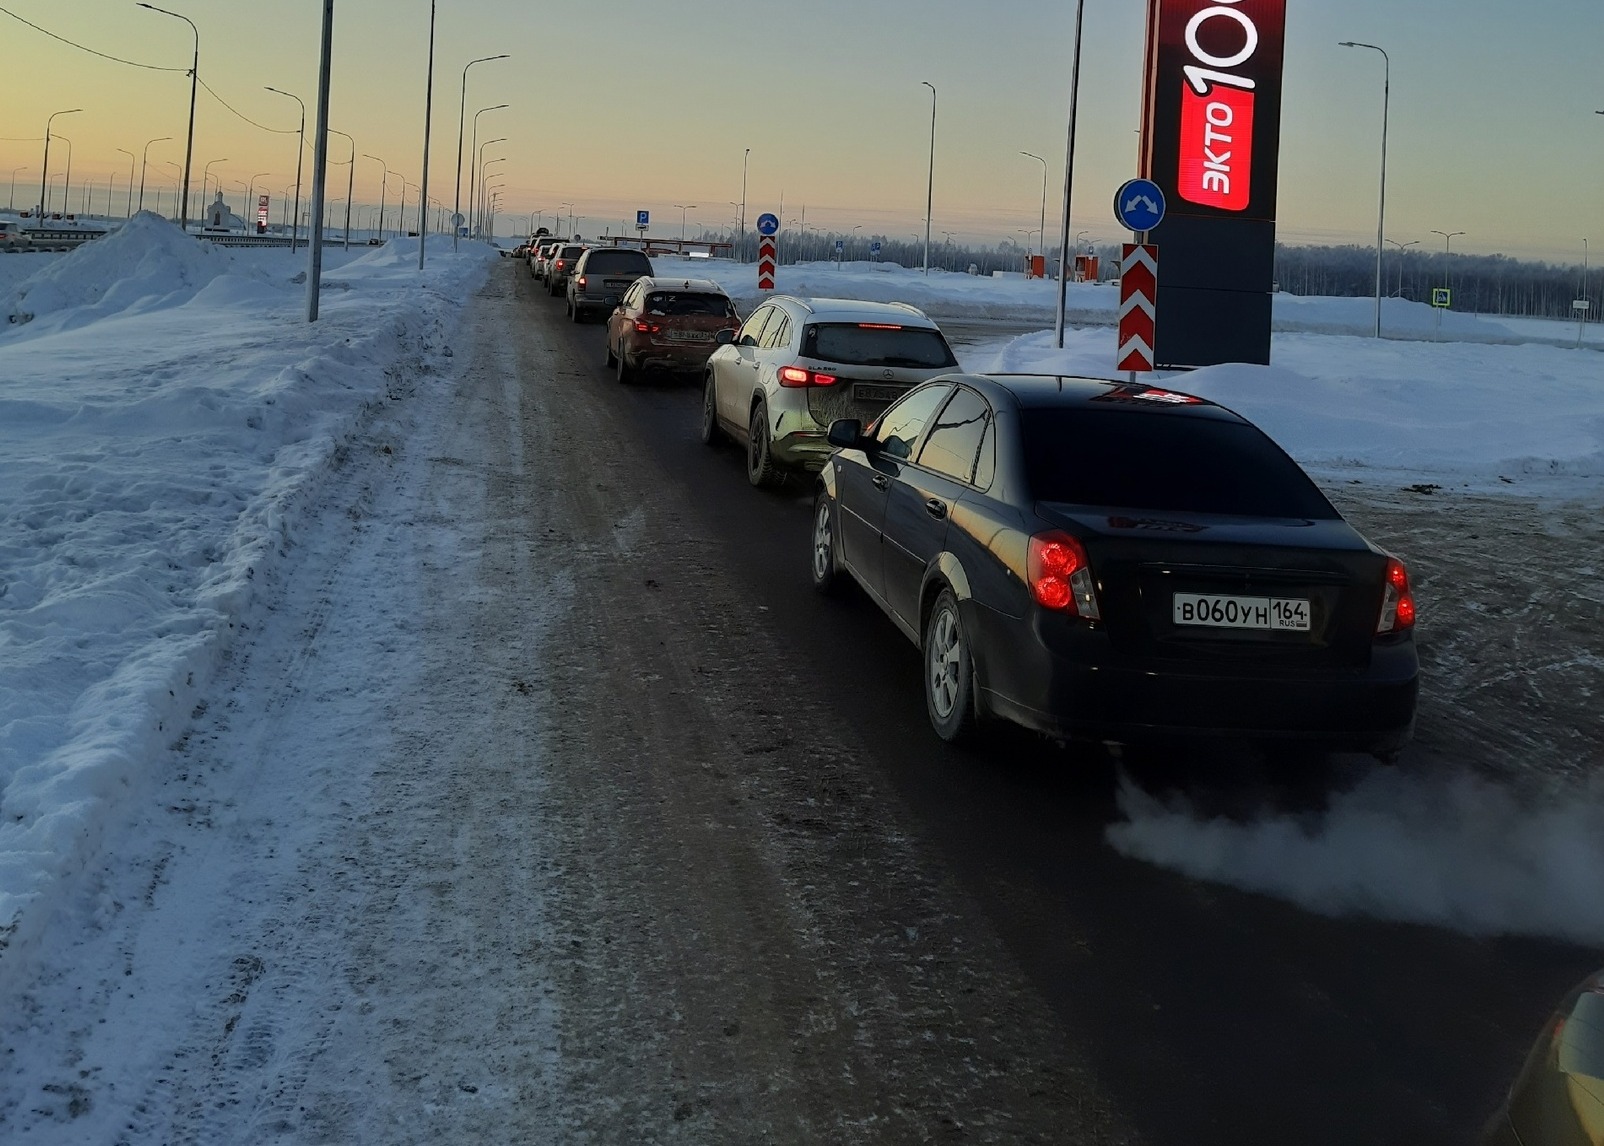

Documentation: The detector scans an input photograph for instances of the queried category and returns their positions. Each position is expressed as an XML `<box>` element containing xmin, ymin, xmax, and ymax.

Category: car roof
<box><xmin>766</xmin><ymin>295</ymin><xmax>938</xmax><ymax>328</ymax></box>
<box><xmin>943</xmin><ymin>373</ymin><xmax>1245</xmax><ymax>423</ymax></box>
<box><xmin>632</xmin><ymin>276</ymin><xmax>727</xmax><ymax>295</ymax></box>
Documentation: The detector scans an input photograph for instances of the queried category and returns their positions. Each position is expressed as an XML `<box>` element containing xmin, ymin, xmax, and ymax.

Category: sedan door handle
<box><xmin>872</xmin><ymin>474</ymin><xmax>890</xmax><ymax>491</ymax></box>
<box><xmin>925</xmin><ymin>498</ymin><xmax>948</xmax><ymax>520</ymax></box>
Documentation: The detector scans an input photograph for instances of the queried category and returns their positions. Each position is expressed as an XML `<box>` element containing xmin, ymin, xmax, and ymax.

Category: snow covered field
<box><xmin>1</xmin><ymin>224</ymin><xmax>1600</xmax><ymax>1008</ymax></box>
<box><xmin>0</xmin><ymin>217</ymin><xmax>493</xmax><ymax>992</ymax></box>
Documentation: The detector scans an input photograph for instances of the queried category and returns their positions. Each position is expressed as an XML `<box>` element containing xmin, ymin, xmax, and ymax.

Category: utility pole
<box><xmin>306</xmin><ymin>0</ymin><xmax>334</xmax><ymax>322</ymax></box>
<box><xmin>418</xmin><ymin>0</ymin><xmax>436</xmax><ymax>269</ymax></box>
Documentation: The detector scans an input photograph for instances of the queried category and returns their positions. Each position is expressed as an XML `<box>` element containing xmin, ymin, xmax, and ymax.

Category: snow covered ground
<box><xmin>0</xmin><ymin>223</ymin><xmax>1600</xmax><ymax>1024</ymax></box>
<box><xmin>0</xmin><ymin>216</ymin><xmax>494</xmax><ymax>995</ymax></box>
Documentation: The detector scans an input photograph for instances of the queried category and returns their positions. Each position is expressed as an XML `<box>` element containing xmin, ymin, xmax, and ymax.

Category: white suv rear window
<box><xmin>803</xmin><ymin>324</ymin><xmax>956</xmax><ymax>369</ymax></box>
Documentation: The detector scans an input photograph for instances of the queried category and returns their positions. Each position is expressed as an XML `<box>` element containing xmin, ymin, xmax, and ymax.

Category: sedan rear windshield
<box><xmin>802</xmin><ymin>323</ymin><xmax>957</xmax><ymax>368</ymax></box>
<box><xmin>557</xmin><ymin>246</ymin><xmax>585</xmax><ymax>259</ymax></box>
<box><xmin>1021</xmin><ymin>409</ymin><xmax>1339</xmax><ymax>519</ymax></box>
<box><xmin>582</xmin><ymin>251</ymin><xmax>653</xmax><ymax>274</ymax></box>
<box><xmin>646</xmin><ymin>292</ymin><xmax>736</xmax><ymax>318</ymax></box>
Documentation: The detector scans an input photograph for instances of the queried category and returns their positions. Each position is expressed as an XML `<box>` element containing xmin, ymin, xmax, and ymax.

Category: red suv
<box><xmin>605</xmin><ymin>277</ymin><xmax>741</xmax><ymax>384</ymax></box>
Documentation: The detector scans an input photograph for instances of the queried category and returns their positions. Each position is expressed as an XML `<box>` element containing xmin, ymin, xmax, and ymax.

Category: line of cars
<box><xmin>509</xmin><ymin>249</ymin><xmax>1604</xmax><ymax>1146</ymax></box>
<box><xmin>511</xmin><ymin>245</ymin><xmax>1421</xmax><ymax>766</ymax></box>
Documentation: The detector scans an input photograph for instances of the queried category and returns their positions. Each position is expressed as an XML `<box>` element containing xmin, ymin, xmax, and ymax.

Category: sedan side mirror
<box><xmin>827</xmin><ymin>419</ymin><xmax>865</xmax><ymax>450</ymax></box>
<box><xmin>715</xmin><ymin>328</ymin><xmax>736</xmax><ymax>346</ymax></box>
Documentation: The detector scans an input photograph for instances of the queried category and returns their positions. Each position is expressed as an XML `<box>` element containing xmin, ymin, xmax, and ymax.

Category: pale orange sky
<box><xmin>2</xmin><ymin>0</ymin><xmax>1601</xmax><ymax>262</ymax></box>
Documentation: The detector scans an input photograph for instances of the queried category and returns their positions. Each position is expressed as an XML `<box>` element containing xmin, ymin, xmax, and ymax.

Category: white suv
<box><xmin>700</xmin><ymin>297</ymin><xmax>959</xmax><ymax>488</ymax></box>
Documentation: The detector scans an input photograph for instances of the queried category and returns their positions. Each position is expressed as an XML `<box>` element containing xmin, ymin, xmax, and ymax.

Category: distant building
<box><xmin>202</xmin><ymin>191</ymin><xmax>246</xmax><ymax>233</ymax></box>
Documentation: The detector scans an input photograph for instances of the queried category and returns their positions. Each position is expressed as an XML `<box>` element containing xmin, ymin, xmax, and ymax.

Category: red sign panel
<box><xmin>1141</xmin><ymin>0</ymin><xmax>1286</xmax><ymax>221</ymax></box>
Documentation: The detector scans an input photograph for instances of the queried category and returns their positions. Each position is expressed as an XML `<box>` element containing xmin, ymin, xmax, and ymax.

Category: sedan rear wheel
<box><xmin>615</xmin><ymin>346</ymin><xmax>635</xmax><ymax>385</ymax></box>
<box><xmin>747</xmin><ymin>404</ymin><xmax>785</xmax><ymax>489</ymax></box>
<box><xmin>605</xmin><ymin>339</ymin><xmax>618</xmax><ymax>368</ymax></box>
<box><xmin>811</xmin><ymin>492</ymin><xmax>841</xmax><ymax>596</ymax></box>
<box><xmin>925</xmin><ymin>589</ymin><xmax>979</xmax><ymax>743</ymax></box>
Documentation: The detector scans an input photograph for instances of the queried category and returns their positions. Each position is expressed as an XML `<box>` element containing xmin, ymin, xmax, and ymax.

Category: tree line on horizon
<box><xmin>700</xmin><ymin>230</ymin><xmax>1597</xmax><ymax>322</ymax></box>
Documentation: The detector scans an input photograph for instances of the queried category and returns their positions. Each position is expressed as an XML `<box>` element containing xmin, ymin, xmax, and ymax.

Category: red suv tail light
<box><xmin>1377</xmin><ymin>557</ymin><xmax>1416</xmax><ymax>634</ymax></box>
<box><xmin>1027</xmin><ymin>532</ymin><xmax>1100</xmax><ymax>619</ymax></box>
<box><xmin>777</xmin><ymin>366</ymin><xmax>839</xmax><ymax>388</ymax></box>
<box><xmin>633</xmin><ymin>321</ymin><xmax>661</xmax><ymax>334</ymax></box>
<box><xmin>575</xmin><ymin>276</ymin><xmax>588</xmax><ymax>291</ymax></box>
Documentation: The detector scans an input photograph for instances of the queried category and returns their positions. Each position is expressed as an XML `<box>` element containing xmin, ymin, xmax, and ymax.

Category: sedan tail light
<box><xmin>574</xmin><ymin>276</ymin><xmax>588</xmax><ymax>292</ymax></box>
<box><xmin>1028</xmin><ymin>532</ymin><xmax>1100</xmax><ymax>620</ymax></box>
<box><xmin>633</xmin><ymin>321</ymin><xmax>661</xmax><ymax>334</ymax></box>
<box><xmin>777</xmin><ymin>365</ymin><xmax>839</xmax><ymax>388</ymax></box>
<box><xmin>1376</xmin><ymin>557</ymin><xmax>1416</xmax><ymax>634</ymax></box>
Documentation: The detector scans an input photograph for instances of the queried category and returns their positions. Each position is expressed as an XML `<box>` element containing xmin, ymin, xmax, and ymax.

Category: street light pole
<box><xmin>201</xmin><ymin>156</ymin><xmax>228</xmax><ymax>213</ymax></box>
<box><xmin>56</xmin><ymin>137</ymin><xmax>73</xmax><ymax>217</ymax></box>
<box><xmin>365</xmin><ymin>155</ymin><xmax>390</xmax><ymax>240</ymax></box>
<box><xmin>1340</xmin><ymin>41</ymin><xmax>1389</xmax><ymax>338</ymax></box>
<box><xmin>921</xmin><ymin>81</ymin><xmax>936</xmax><ymax>276</ymax></box>
<box><xmin>137</xmin><ymin>4</ymin><xmax>199</xmax><ymax>231</ymax></box>
<box><xmin>1430</xmin><ymin>228</ymin><xmax>1466</xmax><ymax>331</ymax></box>
<box><xmin>468</xmin><ymin>108</ymin><xmax>507</xmax><ymax>239</ymax></box>
<box><xmin>265</xmin><ymin>86</ymin><xmax>306</xmax><ymax>252</ymax></box>
<box><xmin>418</xmin><ymin>0</ymin><xmax>437</xmax><ymax>269</ymax></box>
<box><xmin>1020</xmin><ymin>151</ymin><xmax>1047</xmax><ymax>256</ymax></box>
<box><xmin>115</xmin><ymin>149</ymin><xmax>136</xmax><ymax>218</ymax></box>
<box><xmin>454</xmin><ymin>54</ymin><xmax>509</xmax><ymax>252</ymax></box>
<box><xmin>328</xmin><ymin>129</ymin><xmax>355</xmax><ymax>249</ymax></box>
<box><xmin>739</xmin><ymin>147</ymin><xmax>750</xmax><ymax>263</ymax></box>
<box><xmin>138</xmin><ymin>135</ymin><xmax>171</xmax><ymax>213</ymax></box>
<box><xmin>1054</xmin><ymin>0</ymin><xmax>1087</xmax><ymax>348</ymax></box>
<box><xmin>38</xmin><ymin>108</ymin><xmax>81</xmax><ymax>219</ymax></box>
<box><xmin>8</xmin><ymin>167</ymin><xmax>27</xmax><ymax>213</ymax></box>
<box><xmin>475</xmin><ymin>141</ymin><xmax>507</xmax><ymax>236</ymax></box>
<box><xmin>1385</xmin><ymin>237</ymin><xmax>1418</xmax><ymax>298</ymax></box>
<box><xmin>675</xmin><ymin>203</ymin><xmax>697</xmax><ymax>244</ymax></box>
<box><xmin>305</xmin><ymin>0</ymin><xmax>333</xmax><ymax>322</ymax></box>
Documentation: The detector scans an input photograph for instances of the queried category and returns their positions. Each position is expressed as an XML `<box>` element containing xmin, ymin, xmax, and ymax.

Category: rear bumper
<box><xmin>771</xmin><ymin>431</ymin><xmax>833</xmax><ymax>472</ymax></box>
<box><xmin>971</xmin><ymin>601</ymin><xmax>1420</xmax><ymax>751</ymax></box>
<box><xmin>629</xmin><ymin>342</ymin><xmax>719</xmax><ymax>372</ymax></box>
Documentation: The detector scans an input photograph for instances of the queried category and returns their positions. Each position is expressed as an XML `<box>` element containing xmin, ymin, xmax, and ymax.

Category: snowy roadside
<box><xmin>962</xmin><ymin>327</ymin><xmax>1604</xmax><ymax>500</ymax></box>
<box><xmin>0</xmin><ymin>216</ymin><xmax>496</xmax><ymax>991</ymax></box>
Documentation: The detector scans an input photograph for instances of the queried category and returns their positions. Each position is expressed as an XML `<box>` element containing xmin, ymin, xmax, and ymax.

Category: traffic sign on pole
<box><xmin>1114</xmin><ymin>179</ymin><xmax>1166</xmax><ymax>234</ymax></box>
<box><xmin>756</xmin><ymin>212</ymin><xmax>780</xmax><ymax>237</ymax></box>
<box><xmin>870</xmin><ymin>240</ymin><xmax>882</xmax><ymax>257</ymax></box>
<box><xmin>1118</xmin><ymin>243</ymin><xmax>1159</xmax><ymax>373</ymax></box>
<box><xmin>636</xmin><ymin>209</ymin><xmax>650</xmax><ymax>229</ymax></box>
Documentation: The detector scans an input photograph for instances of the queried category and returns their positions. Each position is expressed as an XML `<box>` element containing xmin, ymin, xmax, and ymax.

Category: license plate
<box><xmin>666</xmin><ymin>330</ymin><xmax>713</xmax><ymax>342</ymax></box>
<box><xmin>605</xmin><ymin>280</ymin><xmax>632</xmax><ymax>289</ymax></box>
<box><xmin>854</xmin><ymin>383</ymin><xmax>905</xmax><ymax>403</ymax></box>
<box><xmin>1173</xmin><ymin>593</ymin><xmax>1311</xmax><ymax>632</ymax></box>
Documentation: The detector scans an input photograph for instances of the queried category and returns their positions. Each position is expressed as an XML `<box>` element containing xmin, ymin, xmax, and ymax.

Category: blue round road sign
<box><xmin>756</xmin><ymin>213</ymin><xmax>780</xmax><ymax>237</ymax></box>
<box><xmin>1114</xmin><ymin>179</ymin><xmax>1167</xmax><ymax>233</ymax></box>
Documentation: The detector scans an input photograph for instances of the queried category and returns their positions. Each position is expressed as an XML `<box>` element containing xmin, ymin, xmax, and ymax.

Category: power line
<box><xmin>0</xmin><ymin>5</ymin><xmax>187</xmax><ymax>71</ymax></box>
<box><xmin>196</xmin><ymin>76</ymin><xmax>297</xmax><ymax>135</ymax></box>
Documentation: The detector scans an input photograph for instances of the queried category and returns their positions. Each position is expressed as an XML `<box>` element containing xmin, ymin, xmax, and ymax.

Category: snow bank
<box><xmin>1</xmin><ymin>212</ymin><xmax>252</xmax><ymax>336</ymax></box>
<box><xmin>0</xmin><ymin>231</ymin><xmax>497</xmax><ymax>987</ymax></box>
<box><xmin>970</xmin><ymin>327</ymin><xmax>1604</xmax><ymax>494</ymax></box>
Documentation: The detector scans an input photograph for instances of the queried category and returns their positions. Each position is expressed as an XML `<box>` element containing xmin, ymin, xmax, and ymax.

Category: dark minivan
<box><xmin>811</xmin><ymin>374</ymin><xmax>1419</xmax><ymax>758</ymax></box>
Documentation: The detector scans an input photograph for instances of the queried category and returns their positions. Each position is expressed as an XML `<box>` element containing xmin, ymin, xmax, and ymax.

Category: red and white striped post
<box><xmin>1117</xmin><ymin>243</ymin><xmax>1158</xmax><ymax>374</ymax></box>
<box><xmin>757</xmin><ymin>236</ymin><xmax>776</xmax><ymax>291</ymax></box>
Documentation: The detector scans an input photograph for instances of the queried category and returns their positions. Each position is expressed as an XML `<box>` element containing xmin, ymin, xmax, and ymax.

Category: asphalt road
<box><xmin>511</xmin><ymin>263</ymin><xmax>1599</xmax><ymax>1145</ymax></box>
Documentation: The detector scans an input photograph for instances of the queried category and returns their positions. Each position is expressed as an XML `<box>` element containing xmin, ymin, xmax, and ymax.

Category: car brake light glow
<box><xmin>1377</xmin><ymin>557</ymin><xmax>1416</xmax><ymax>634</ymax></box>
<box><xmin>575</xmin><ymin>276</ymin><xmax>587</xmax><ymax>290</ymax></box>
<box><xmin>1027</xmin><ymin>532</ymin><xmax>1100</xmax><ymax>619</ymax></box>
<box><xmin>777</xmin><ymin>366</ymin><xmax>839</xmax><ymax>388</ymax></box>
<box><xmin>857</xmin><ymin>322</ymin><xmax>904</xmax><ymax>330</ymax></box>
<box><xmin>633</xmin><ymin>321</ymin><xmax>661</xmax><ymax>334</ymax></box>
<box><xmin>555</xmin><ymin>260</ymin><xmax>566</xmax><ymax>270</ymax></box>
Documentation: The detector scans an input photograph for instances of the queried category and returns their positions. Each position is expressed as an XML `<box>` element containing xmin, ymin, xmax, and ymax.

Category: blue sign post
<box><xmin>870</xmin><ymin>240</ymin><xmax>882</xmax><ymax>259</ymax></box>
<box><xmin>1114</xmin><ymin>179</ymin><xmax>1167</xmax><ymax>235</ymax></box>
<box><xmin>635</xmin><ymin>209</ymin><xmax>650</xmax><ymax>231</ymax></box>
<box><xmin>756</xmin><ymin>213</ymin><xmax>780</xmax><ymax>237</ymax></box>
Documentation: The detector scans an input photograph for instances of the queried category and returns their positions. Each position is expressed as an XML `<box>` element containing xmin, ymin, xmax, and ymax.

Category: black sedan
<box><xmin>810</xmin><ymin>375</ymin><xmax>1419</xmax><ymax>758</ymax></box>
